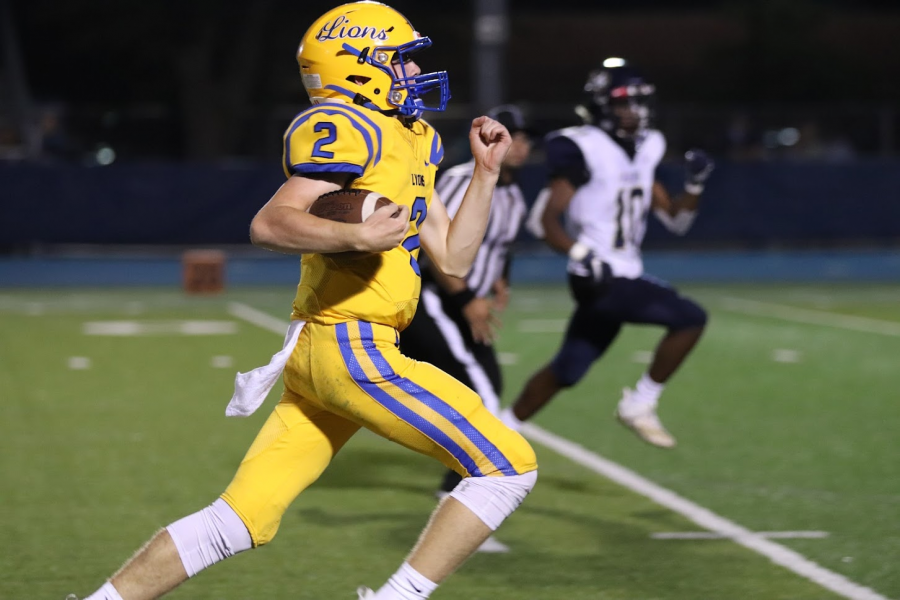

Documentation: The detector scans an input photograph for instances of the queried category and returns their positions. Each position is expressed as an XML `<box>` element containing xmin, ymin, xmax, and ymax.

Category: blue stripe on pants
<box><xmin>335</xmin><ymin>322</ymin><xmax>483</xmax><ymax>476</ymax></box>
<box><xmin>357</xmin><ymin>321</ymin><xmax>517</xmax><ymax>476</ymax></box>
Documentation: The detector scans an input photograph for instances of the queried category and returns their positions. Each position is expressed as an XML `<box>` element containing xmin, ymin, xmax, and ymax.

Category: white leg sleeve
<box><xmin>448</xmin><ymin>470</ymin><xmax>537</xmax><ymax>531</ymax></box>
<box><xmin>84</xmin><ymin>581</ymin><xmax>124</xmax><ymax>600</ymax></box>
<box><xmin>166</xmin><ymin>498</ymin><xmax>253</xmax><ymax>577</ymax></box>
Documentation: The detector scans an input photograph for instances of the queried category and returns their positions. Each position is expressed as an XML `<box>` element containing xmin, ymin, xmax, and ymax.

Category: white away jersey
<box><xmin>551</xmin><ymin>125</ymin><xmax>666</xmax><ymax>278</ymax></box>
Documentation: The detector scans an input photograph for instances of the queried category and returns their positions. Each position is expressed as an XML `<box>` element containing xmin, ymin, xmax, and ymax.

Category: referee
<box><xmin>400</xmin><ymin>105</ymin><xmax>534</xmax><ymax>551</ymax></box>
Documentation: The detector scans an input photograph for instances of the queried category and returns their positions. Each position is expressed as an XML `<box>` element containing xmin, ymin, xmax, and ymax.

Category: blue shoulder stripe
<box><xmin>429</xmin><ymin>132</ymin><xmax>444</xmax><ymax>166</ymax></box>
<box><xmin>283</xmin><ymin>106</ymin><xmax>376</xmax><ymax>175</ymax></box>
<box><xmin>293</xmin><ymin>162</ymin><xmax>364</xmax><ymax>176</ymax></box>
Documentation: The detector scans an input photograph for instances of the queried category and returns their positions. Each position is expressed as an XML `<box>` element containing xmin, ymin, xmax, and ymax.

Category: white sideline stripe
<box><xmin>83</xmin><ymin>320</ymin><xmax>237</xmax><ymax>336</ymax></box>
<box><xmin>652</xmin><ymin>531</ymin><xmax>830</xmax><ymax>540</ymax></box>
<box><xmin>721</xmin><ymin>297</ymin><xmax>900</xmax><ymax>337</ymax></box>
<box><xmin>520</xmin><ymin>423</ymin><xmax>890</xmax><ymax>600</ymax></box>
<box><xmin>517</xmin><ymin>318</ymin><xmax>568</xmax><ymax>333</ymax></box>
<box><xmin>227</xmin><ymin>302</ymin><xmax>290</xmax><ymax>334</ymax></box>
<box><xmin>226</xmin><ymin>301</ymin><xmax>890</xmax><ymax>600</ymax></box>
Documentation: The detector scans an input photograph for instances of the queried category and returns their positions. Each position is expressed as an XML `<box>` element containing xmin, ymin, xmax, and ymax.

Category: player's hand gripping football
<box><xmin>469</xmin><ymin>116</ymin><xmax>512</xmax><ymax>175</ymax></box>
<box><xmin>356</xmin><ymin>203</ymin><xmax>411</xmax><ymax>252</ymax></box>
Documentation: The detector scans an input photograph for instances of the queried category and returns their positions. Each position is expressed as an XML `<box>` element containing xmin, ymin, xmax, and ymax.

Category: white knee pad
<box><xmin>448</xmin><ymin>470</ymin><xmax>538</xmax><ymax>531</ymax></box>
<box><xmin>166</xmin><ymin>498</ymin><xmax>253</xmax><ymax>577</ymax></box>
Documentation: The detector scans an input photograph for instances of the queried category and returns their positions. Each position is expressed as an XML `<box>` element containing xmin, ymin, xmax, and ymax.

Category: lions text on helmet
<box><xmin>298</xmin><ymin>2</ymin><xmax>450</xmax><ymax>121</ymax></box>
<box><xmin>315</xmin><ymin>15</ymin><xmax>391</xmax><ymax>42</ymax></box>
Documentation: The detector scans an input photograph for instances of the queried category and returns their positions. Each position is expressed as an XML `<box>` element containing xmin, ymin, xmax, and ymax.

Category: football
<box><xmin>308</xmin><ymin>188</ymin><xmax>396</xmax><ymax>224</ymax></box>
<box><xmin>308</xmin><ymin>189</ymin><xmax>398</xmax><ymax>259</ymax></box>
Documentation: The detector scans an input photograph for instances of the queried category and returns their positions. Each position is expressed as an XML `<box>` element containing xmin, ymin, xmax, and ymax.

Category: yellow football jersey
<box><xmin>281</xmin><ymin>101</ymin><xmax>444</xmax><ymax>331</ymax></box>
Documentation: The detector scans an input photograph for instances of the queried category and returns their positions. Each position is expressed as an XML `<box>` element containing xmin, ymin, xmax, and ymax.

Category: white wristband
<box><xmin>568</xmin><ymin>241</ymin><xmax>591</xmax><ymax>261</ymax></box>
<box><xmin>684</xmin><ymin>182</ymin><xmax>705</xmax><ymax>196</ymax></box>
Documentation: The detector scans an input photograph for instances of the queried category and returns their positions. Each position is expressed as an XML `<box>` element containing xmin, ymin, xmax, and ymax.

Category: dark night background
<box><xmin>3</xmin><ymin>0</ymin><xmax>900</xmax><ymax>251</ymax></box>
<box><xmin>5</xmin><ymin>0</ymin><xmax>900</xmax><ymax>161</ymax></box>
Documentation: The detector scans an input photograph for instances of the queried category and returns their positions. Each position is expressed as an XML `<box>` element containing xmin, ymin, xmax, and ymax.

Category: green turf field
<box><xmin>2</xmin><ymin>284</ymin><xmax>898</xmax><ymax>599</ymax></box>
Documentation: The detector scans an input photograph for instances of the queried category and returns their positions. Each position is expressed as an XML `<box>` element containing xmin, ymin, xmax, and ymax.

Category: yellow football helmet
<box><xmin>297</xmin><ymin>1</ymin><xmax>450</xmax><ymax>121</ymax></box>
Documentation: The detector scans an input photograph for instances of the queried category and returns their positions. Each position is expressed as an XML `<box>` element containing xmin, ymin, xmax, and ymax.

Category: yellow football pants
<box><xmin>221</xmin><ymin>320</ymin><xmax>537</xmax><ymax>546</ymax></box>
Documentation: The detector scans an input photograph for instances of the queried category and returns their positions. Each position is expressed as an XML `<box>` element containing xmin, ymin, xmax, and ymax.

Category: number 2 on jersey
<box><xmin>402</xmin><ymin>196</ymin><xmax>428</xmax><ymax>275</ymax></box>
<box><xmin>311</xmin><ymin>122</ymin><xmax>337</xmax><ymax>158</ymax></box>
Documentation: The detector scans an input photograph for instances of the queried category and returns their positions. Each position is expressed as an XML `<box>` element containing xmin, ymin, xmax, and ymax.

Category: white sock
<box><xmin>622</xmin><ymin>373</ymin><xmax>664</xmax><ymax>415</ymax></box>
<box><xmin>84</xmin><ymin>581</ymin><xmax>123</xmax><ymax>600</ymax></box>
<box><xmin>375</xmin><ymin>562</ymin><xmax>438</xmax><ymax>599</ymax></box>
<box><xmin>499</xmin><ymin>407</ymin><xmax>523</xmax><ymax>431</ymax></box>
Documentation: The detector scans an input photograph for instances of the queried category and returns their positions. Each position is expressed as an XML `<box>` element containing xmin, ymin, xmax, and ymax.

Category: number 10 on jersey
<box><xmin>614</xmin><ymin>187</ymin><xmax>645</xmax><ymax>249</ymax></box>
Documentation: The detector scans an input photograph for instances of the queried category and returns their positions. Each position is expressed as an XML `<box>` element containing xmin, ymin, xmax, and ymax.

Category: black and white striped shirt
<box><xmin>432</xmin><ymin>161</ymin><xmax>527</xmax><ymax>297</ymax></box>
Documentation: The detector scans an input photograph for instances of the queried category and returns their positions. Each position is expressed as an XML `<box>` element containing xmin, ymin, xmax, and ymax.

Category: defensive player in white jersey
<box><xmin>500</xmin><ymin>59</ymin><xmax>714</xmax><ymax>448</ymax></box>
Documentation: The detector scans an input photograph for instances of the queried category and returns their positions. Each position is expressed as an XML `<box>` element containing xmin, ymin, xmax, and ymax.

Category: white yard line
<box><xmin>652</xmin><ymin>531</ymin><xmax>829</xmax><ymax>540</ymax></box>
<box><xmin>228</xmin><ymin>300</ymin><xmax>891</xmax><ymax>600</ymax></box>
<box><xmin>227</xmin><ymin>302</ymin><xmax>291</xmax><ymax>334</ymax></box>
<box><xmin>521</xmin><ymin>424</ymin><xmax>889</xmax><ymax>600</ymax></box>
<box><xmin>517</xmin><ymin>318</ymin><xmax>568</xmax><ymax>333</ymax></box>
<box><xmin>720</xmin><ymin>297</ymin><xmax>900</xmax><ymax>337</ymax></box>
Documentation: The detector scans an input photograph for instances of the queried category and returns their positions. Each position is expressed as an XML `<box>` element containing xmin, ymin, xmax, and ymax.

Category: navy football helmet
<box><xmin>580</xmin><ymin>58</ymin><xmax>655</xmax><ymax>140</ymax></box>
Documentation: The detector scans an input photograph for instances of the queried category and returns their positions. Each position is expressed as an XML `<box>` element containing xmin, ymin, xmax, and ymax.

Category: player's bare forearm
<box><xmin>671</xmin><ymin>190</ymin><xmax>700</xmax><ymax>213</ymax></box>
<box><xmin>541</xmin><ymin>178</ymin><xmax>578</xmax><ymax>254</ymax></box>
<box><xmin>542</xmin><ymin>210</ymin><xmax>575</xmax><ymax>254</ymax></box>
<box><xmin>442</xmin><ymin>169</ymin><xmax>499</xmax><ymax>274</ymax></box>
<box><xmin>423</xmin><ymin>116</ymin><xmax>510</xmax><ymax>277</ymax></box>
<box><xmin>250</xmin><ymin>205</ymin><xmax>361</xmax><ymax>255</ymax></box>
<box><xmin>422</xmin><ymin>170</ymin><xmax>498</xmax><ymax>278</ymax></box>
<box><xmin>652</xmin><ymin>181</ymin><xmax>699</xmax><ymax>216</ymax></box>
<box><xmin>250</xmin><ymin>174</ymin><xmax>355</xmax><ymax>254</ymax></box>
<box><xmin>250</xmin><ymin>173</ymin><xmax>408</xmax><ymax>255</ymax></box>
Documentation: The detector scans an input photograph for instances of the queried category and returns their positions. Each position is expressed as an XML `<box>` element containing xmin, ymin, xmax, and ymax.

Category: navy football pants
<box><xmin>550</xmin><ymin>274</ymin><xmax>707</xmax><ymax>387</ymax></box>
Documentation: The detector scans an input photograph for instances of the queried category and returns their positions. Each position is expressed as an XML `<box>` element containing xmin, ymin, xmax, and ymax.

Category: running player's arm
<box><xmin>420</xmin><ymin>116</ymin><xmax>511</xmax><ymax>278</ymax></box>
<box><xmin>652</xmin><ymin>148</ymin><xmax>713</xmax><ymax>235</ymax></box>
<box><xmin>651</xmin><ymin>183</ymin><xmax>700</xmax><ymax>236</ymax></box>
<box><xmin>651</xmin><ymin>181</ymin><xmax>699</xmax><ymax>217</ymax></box>
<box><xmin>250</xmin><ymin>174</ymin><xmax>408</xmax><ymax>255</ymax></box>
<box><xmin>422</xmin><ymin>165</ymin><xmax>500</xmax><ymax>344</ymax></box>
<box><xmin>250</xmin><ymin>111</ymin><xmax>409</xmax><ymax>255</ymax></box>
<box><xmin>540</xmin><ymin>136</ymin><xmax>590</xmax><ymax>254</ymax></box>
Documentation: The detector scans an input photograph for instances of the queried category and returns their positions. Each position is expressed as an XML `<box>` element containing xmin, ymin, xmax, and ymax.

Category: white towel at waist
<box><xmin>225</xmin><ymin>319</ymin><xmax>306</xmax><ymax>417</ymax></box>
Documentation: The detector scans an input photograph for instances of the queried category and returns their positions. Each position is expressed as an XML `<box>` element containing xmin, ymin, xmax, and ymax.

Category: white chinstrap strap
<box><xmin>226</xmin><ymin>320</ymin><xmax>305</xmax><ymax>417</ymax></box>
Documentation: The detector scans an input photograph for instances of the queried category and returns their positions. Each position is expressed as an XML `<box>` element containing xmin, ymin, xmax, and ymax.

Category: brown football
<box><xmin>308</xmin><ymin>189</ymin><xmax>397</xmax><ymax>259</ymax></box>
<box><xmin>308</xmin><ymin>188</ymin><xmax>396</xmax><ymax>224</ymax></box>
